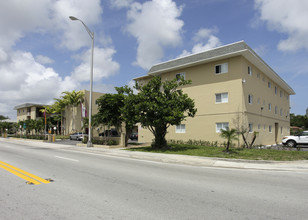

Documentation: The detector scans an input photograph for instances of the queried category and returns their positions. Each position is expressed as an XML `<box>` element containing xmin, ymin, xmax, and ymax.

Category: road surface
<box><xmin>1</xmin><ymin>140</ymin><xmax>307</xmax><ymax>219</ymax></box>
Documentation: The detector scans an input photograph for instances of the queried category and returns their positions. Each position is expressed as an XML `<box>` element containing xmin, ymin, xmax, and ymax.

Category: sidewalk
<box><xmin>2</xmin><ymin>138</ymin><xmax>308</xmax><ymax>171</ymax></box>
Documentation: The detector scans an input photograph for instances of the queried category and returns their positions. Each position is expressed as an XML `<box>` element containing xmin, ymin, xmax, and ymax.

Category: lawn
<box><xmin>127</xmin><ymin>144</ymin><xmax>308</xmax><ymax>161</ymax></box>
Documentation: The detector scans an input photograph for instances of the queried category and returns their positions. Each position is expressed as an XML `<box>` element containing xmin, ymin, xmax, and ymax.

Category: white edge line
<box><xmin>55</xmin><ymin>155</ymin><xmax>79</xmax><ymax>162</ymax></box>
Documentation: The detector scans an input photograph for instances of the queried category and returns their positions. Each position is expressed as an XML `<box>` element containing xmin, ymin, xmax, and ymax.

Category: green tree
<box><xmin>61</xmin><ymin>90</ymin><xmax>84</xmax><ymax>133</ymax></box>
<box><xmin>290</xmin><ymin>113</ymin><xmax>308</xmax><ymax>130</ymax></box>
<box><xmin>0</xmin><ymin>115</ymin><xmax>8</xmax><ymax>121</ymax></box>
<box><xmin>53</xmin><ymin>98</ymin><xmax>66</xmax><ymax>135</ymax></box>
<box><xmin>95</xmin><ymin>86</ymin><xmax>138</xmax><ymax>146</ymax></box>
<box><xmin>135</xmin><ymin>76</ymin><xmax>197</xmax><ymax>149</ymax></box>
<box><xmin>219</xmin><ymin>127</ymin><xmax>238</xmax><ymax>152</ymax></box>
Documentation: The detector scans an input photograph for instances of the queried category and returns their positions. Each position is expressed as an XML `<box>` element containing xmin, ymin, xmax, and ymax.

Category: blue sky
<box><xmin>1</xmin><ymin>0</ymin><xmax>307</xmax><ymax>120</ymax></box>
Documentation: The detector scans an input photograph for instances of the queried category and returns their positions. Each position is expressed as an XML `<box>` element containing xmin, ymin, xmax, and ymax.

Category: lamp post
<box><xmin>69</xmin><ymin>16</ymin><xmax>94</xmax><ymax>147</ymax></box>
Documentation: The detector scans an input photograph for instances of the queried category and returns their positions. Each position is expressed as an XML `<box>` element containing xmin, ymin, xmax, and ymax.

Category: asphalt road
<box><xmin>1</xmin><ymin>140</ymin><xmax>308</xmax><ymax>220</ymax></box>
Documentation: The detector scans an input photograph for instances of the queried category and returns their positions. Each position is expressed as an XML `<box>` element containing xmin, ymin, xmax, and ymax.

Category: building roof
<box><xmin>134</xmin><ymin>41</ymin><xmax>295</xmax><ymax>95</ymax></box>
<box><xmin>14</xmin><ymin>103</ymin><xmax>46</xmax><ymax>110</ymax></box>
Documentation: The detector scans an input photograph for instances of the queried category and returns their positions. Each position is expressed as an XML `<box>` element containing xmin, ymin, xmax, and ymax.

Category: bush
<box><xmin>82</xmin><ymin>136</ymin><xmax>118</xmax><ymax>145</ymax></box>
<box><xmin>167</xmin><ymin>139</ymin><xmax>220</xmax><ymax>147</ymax></box>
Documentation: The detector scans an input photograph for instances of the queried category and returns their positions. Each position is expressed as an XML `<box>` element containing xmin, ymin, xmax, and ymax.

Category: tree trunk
<box><xmin>151</xmin><ymin>125</ymin><xmax>168</xmax><ymax>149</ymax></box>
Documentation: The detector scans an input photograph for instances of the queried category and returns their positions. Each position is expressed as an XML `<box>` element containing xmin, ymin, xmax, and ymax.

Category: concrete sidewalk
<box><xmin>2</xmin><ymin>138</ymin><xmax>308</xmax><ymax>171</ymax></box>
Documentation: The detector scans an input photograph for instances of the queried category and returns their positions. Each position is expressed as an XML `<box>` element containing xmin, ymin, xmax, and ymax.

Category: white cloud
<box><xmin>71</xmin><ymin>47</ymin><xmax>120</xmax><ymax>82</ymax></box>
<box><xmin>110</xmin><ymin>0</ymin><xmax>134</xmax><ymax>9</ymax></box>
<box><xmin>255</xmin><ymin>0</ymin><xmax>308</xmax><ymax>51</ymax></box>
<box><xmin>0</xmin><ymin>50</ymin><xmax>78</xmax><ymax>119</ymax></box>
<box><xmin>125</xmin><ymin>0</ymin><xmax>184</xmax><ymax>69</ymax></box>
<box><xmin>36</xmin><ymin>55</ymin><xmax>54</xmax><ymax>65</ymax></box>
<box><xmin>178</xmin><ymin>28</ymin><xmax>222</xmax><ymax>58</ymax></box>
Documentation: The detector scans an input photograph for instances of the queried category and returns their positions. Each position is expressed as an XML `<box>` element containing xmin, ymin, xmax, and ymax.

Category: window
<box><xmin>257</xmin><ymin>98</ymin><xmax>260</xmax><ymax>104</ymax></box>
<box><xmin>257</xmin><ymin>73</ymin><xmax>260</xmax><ymax>78</ymax></box>
<box><xmin>280</xmin><ymin>108</ymin><xmax>283</xmax><ymax>116</ymax></box>
<box><xmin>275</xmin><ymin>86</ymin><xmax>277</xmax><ymax>95</ymax></box>
<box><xmin>268</xmin><ymin>81</ymin><xmax>271</xmax><ymax>88</ymax></box>
<box><xmin>269</xmin><ymin>125</ymin><xmax>272</xmax><ymax>133</ymax></box>
<box><xmin>281</xmin><ymin>127</ymin><xmax>283</xmax><ymax>135</ymax></box>
<box><xmin>275</xmin><ymin>106</ymin><xmax>278</xmax><ymax>114</ymax></box>
<box><xmin>248</xmin><ymin>94</ymin><xmax>253</xmax><ymax>104</ymax></box>
<box><xmin>258</xmin><ymin>124</ymin><xmax>261</xmax><ymax>130</ymax></box>
<box><xmin>268</xmin><ymin>103</ymin><xmax>272</xmax><ymax>111</ymax></box>
<box><xmin>176</xmin><ymin>72</ymin><xmax>185</xmax><ymax>81</ymax></box>
<box><xmin>176</xmin><ymin>124</ymin><xmax>186</xmax><ymax>133</ymax></box>
<box><xmin>216</xmin><ymin>93</ymin><xmax>228</xmax><ymax>103</ymax></box>
<box><xmin>249</xmin><ymin>123</ymin><xmax>253</xmax><ymax>133</ymax></box>
<box><xmin>280</xmin><ymin>90</ymin><xmax>282</xmax><ymax>98</ymax></box>
<box><xmin>264</xmin><ymin>124</ymin><xmax>266</xmax><ymax>130</ymax></box>
<box><xmin>248</xmin><ymin>66</ymin><xmax>252</xmax><ymax>76</ymax></box>
<box><xmin>215</xmin><ymin>63</ymin><xmax>228</xmax><ymax>74</ymax></box>
<box><xmin>216</xmin><ymin>122</ymin><xmax>229</xmax><ymax>133</ymax></box>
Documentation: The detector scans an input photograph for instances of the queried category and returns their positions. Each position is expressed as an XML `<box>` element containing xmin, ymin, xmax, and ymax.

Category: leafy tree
<box><xmin>290</xmin><ymin>113</ymin><xmax>308</xmax><ymax>129</ymax></box>
<box><xmin>61</xmin><ymin>90</ymin><xmax>84</xmax><ymax>133</ymax></box>
<box><xmin>53</xmin><ymin>98</ymin><xmax>66</xmax><ymax>135</ymax></box>
<box><xmin>135</xmin><ymin>76</ymin><xmax>197</xmax><ymax>149</ymax></box>
<box><xmin>95</xmin><ymin>86</ymin><xmax>138</xmax><ymax>146</ymax></box>
<box><xmin>0</xmin><ymin>115</ymin><xmax>8</xmax><ymax>121</ymax></box>
<box><xmin>219</xmin><ymin>127</ymin><xmax>238</xmax><ymax>152</ymax></box>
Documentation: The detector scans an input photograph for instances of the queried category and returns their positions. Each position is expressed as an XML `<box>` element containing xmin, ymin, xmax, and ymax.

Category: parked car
<box><xmin>282</xmin><ymin>131</ymin><xmax>308</xmax><ymax>147</ymax></box>
<box><xmin>129</xmin><ymin>132</ymin><xmax>138</xmax><ymax>140</ymax></box>
<box><xmin>99</xmin><ymin>130</ymin><xmax>119</xmax><ymax>137</ymax></box>
<box><xmin>70</xmin><ymin>132</ymin><xmax>87</xmax><ymax>141</ymax></box>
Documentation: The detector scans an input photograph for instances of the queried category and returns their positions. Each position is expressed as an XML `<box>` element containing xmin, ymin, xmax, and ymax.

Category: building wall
<box><xmin>64</xmin><ymin>90</ymin><xmax>104</xmax><ymax>135</ymax></box>
<box><xmin>16</xmin><ymin>106</ymin><xmax>43</xmax><ymax>122</ymax></box>
<box><xmin>138</xmin><ymin>55</ymin><xmax>291</xmax><ymax>146</ymax></box>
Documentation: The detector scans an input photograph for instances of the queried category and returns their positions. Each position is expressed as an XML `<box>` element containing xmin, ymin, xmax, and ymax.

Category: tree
<box><xmin>135</xmin><ymin>76</ymin><xmax>197</xmax><ymax>149</ymax></box>
<box><xmin>0</xmin><ymin>115</ymin><xmax>8</xmax><ymax>121</ymax></box>
<box><xmin>94</xmin><ymin>86</ymin><xmax>138</xmax><ymax>146</ymax></box>
<box><xmin>53</xmin><ymin>98</ymin><xmax>66</xmax><ymax>135</ymax></box>
<box><xmin>219</xmin><ymin>127</ymin><xmax>238</xmax><ymax>152</ymax></box>
<box><xmin>290</xmin><ymin>113</ymin><xmax>308</xmax><ymax>130</ymax></box>
<box><xmin>61</xmin><ymin>90</ymin><xmax>84</xmax><ymax>133</ymax></box>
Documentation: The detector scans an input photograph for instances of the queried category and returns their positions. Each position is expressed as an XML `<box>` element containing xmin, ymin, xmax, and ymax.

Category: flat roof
<box><xmin>14</xmin><ymin>103</ymin><xmax>47</xmax><ymax>110</ymax></box>
<box><xmin>135</xmin><ymin>41</ymin><xmax>295</xmax><ymax>95</ymax></box>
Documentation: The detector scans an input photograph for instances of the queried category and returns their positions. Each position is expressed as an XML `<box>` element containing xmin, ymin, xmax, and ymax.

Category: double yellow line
<box><xmin>0</xmin><ymin>160</ymin><xmax>51</xmax><ymax>185</ymax></box>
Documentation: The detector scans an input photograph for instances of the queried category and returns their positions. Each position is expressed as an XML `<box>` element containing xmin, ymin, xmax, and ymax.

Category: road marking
<box><xmin>0</xmin><ymin>161</ymin><xmax>50</xmax><ymax>185</ymax></box>
<box><xmin>55</xmin><ymin>155</ymin><xmax>79</xmax><ymax>162</ymax></box>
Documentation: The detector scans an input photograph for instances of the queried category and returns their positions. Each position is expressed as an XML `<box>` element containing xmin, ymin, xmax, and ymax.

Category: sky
<box><xmin>0</xmin><ymin>0</ymin><xmax>308</xmax><ymax>120</ymax></box>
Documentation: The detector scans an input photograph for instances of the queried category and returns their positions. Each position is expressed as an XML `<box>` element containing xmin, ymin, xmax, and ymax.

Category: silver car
<box><xmin>69</xmin><ymin>132</ymin><xmax>87</xmax><ymax>141</ymax></box>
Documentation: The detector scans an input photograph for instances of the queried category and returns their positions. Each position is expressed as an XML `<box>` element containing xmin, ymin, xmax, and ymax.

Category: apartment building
<box><xmin>63</xmin><ymin>90</ymin><xmax>104</xmax><ymax>135</ymax></box>
<box><xmin>14</xmin><ymin>103</ymin><xmax>45</xmax><ymax>122</ymax></box>
<box><xmin>134</xmin><ymin>41</ymin><xmax>295</xmax><ymax>146</ymax></box>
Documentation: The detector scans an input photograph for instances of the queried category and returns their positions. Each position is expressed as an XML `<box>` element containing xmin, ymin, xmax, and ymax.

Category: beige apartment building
<box><xmin>63</xmin><ymin>90</ymin><xmax>104</xmax><ymax>136</ymax></box>
<box><xmin>14</xmin><ymin>103</ymin><xmax>46</xmax><ymax>122</ymax></box>
<box><xmin>135</xmin><ymin>41</ymin><xmax>295</xmax><ymax>146</ymax></box>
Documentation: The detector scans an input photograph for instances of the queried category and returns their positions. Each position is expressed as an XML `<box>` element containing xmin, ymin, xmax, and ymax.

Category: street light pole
<box><xmin>69</xmin><ymin>16</ymin><xmax>94</xmax><ymax>147</ymax></box>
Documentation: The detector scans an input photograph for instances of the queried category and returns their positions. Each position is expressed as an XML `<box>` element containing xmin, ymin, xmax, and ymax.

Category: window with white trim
<box><xmin>248</xmin><ymin>94</ymin><xmax>253</xmax><ymax>104</ymax></box>
<box><xmin>268</xmin><ymin>103</ymin><xmax>272</xmax><ymax>111</ymax></box>
<box><xmin>176</xmin><ymin>124</ymin><xmax>186</xmax><ymax>133</ymax></box>
<box><xmin>248</xmin><ymin>66</ymin><xmax>252</xmax><ymax>76</ymax></box>
<box><xmin>215</xmin><ymin>63</ymin><xmax>228</xmax><ymax>74</ymax></box>
<box><xmin>215</xmin><ymin>93</ymin><xmax>228</xmax><ymax>103</ymax></box>
<box><xmin>176</xmin><ymin>72</ymin><xmax>185</xmax><ymax>81</ymax></box>
<box><xmin>268</xmin><ymin>81</ymin><xmax>271</xmax><ymax>88</ymax></box>
<box><xmin>216</xmin><ymin>122</ymin><xmax>229</xmax><ymax>133</ymax></box>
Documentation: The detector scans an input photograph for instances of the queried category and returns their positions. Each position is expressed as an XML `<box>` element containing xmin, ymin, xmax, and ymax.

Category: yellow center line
<box><xmin>0</xmin><ymin>161</ymin><xmax>50</xmax><ymax>184</ymax></box>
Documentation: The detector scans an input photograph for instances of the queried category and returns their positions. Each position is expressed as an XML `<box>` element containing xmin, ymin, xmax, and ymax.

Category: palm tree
<box><xmin>53</xmin><ymin>98</ymin><xmax>66</xmax><ymax>135</ymax></box>
<box><xmin>61</xmin><ymin>90</ymin><xmax>84</xmax><ymax>133</ymax></box>
<box><xmin>219</xmin><ymin>127</ymin><xmax>238</xmax><ymax>152</ymax></box>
